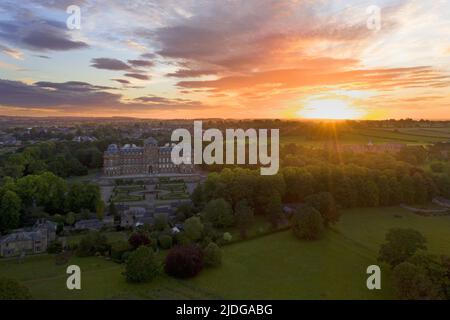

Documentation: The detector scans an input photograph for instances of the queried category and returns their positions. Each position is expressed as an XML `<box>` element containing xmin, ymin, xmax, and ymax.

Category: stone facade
<box><xmin>0</xmin><ymin>220</ymin><xmax>57</xmax><ymax>257</ymax></box>
<box><xmin>103</xmin><ymin>137</ymin><xmax>194</xmax><ymax>176</ymax></box>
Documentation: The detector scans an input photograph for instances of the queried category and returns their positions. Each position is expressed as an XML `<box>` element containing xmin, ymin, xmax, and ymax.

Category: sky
<box><xmin>0</xmin><ymin>0</ymin><xmax>449</xmax><ymax>120</ymax></box>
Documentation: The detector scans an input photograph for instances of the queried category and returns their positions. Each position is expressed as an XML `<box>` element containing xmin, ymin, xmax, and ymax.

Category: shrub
<box><xmin>203</xmin><ymin>242</ymin><xmax>222</xmax><ymax>267</ymax></box>
<box><xmin>47</xmin><ymin>240</ymin><xmax>63</xmax><ymax>254</ymax></box>
<box><xmin>158</xmin><ymin>234</ymin><xmax>173</xmax><ymax>249</ymax></box>
<box><xmin>110</xmin><ymin>240</ymin><xmax>132</xmax><ymax>262</ymax></box>
<box><xmin>174</xmin><ymin>232</ymin><xmax>192</xmax><ymax>246</ymax></box>
<box><xmin>164</xmin><ymin>245</ymin><xmax>204</xmax><ymax>278</ymax></box>
<box><xmin>223</xmin><ymin>232</ymin><xmax>232</xmax><ymax>242</ymax></box>
<box><xmin>378</xmin><ymin>228</ymin><xmax>427</xmax><ymax>267</ymax></box>
<box><xmin>304</xmin><ymin>192</ymin><xmax>339</xmax><ymax>226</ymax></box>
<box><xmin>291</xmin><ymin>206</ymin><xmax>324</xmax><ymax>240</ymax></box>
<box><xmin>0</xmin><ymin>278</ymin><xmax>32</xmax><ymax>300</ymax></box>
<box><xmin>201</xmin><ymin>198</ymin><xmax>234</xmax><ymax>228</ymax></box>
<box><xmin>128</xmin><ymin>232</ymin><xmax>151</xmax><ymax>250</ymax></box>
<box><xmin>76</xmin><ymin>231</ymin><xmax>110</xmax><ymax>257</ymax></box>
<box><xmin>392</xmin><ymin>262</ymin><xmax>440</xmax><ymax>300</ymax></box>
<box><xmin>124</xmin><ymin>246</ymin><xmax>159</xmax><ymax>283</ymax></box>
<box><xmin>184</xmin><ymin>216</ymin><xmax>204</xmax><ymax>241</ymax></box>
<box><xmin>154</xmin><ymin>213</ymin><xmax>169</xmax><ymax>231</ymax></box>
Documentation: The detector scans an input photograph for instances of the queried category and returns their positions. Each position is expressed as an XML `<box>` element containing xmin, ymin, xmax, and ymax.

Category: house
<box><xmin>102</xmin><ymin>215</ymin><xmax>115</xmax><ymax>227</ymax></box>
<box><xmin>170</xmin><ymin>223</ymin><xmax>184</xmax><ymax>235</ymax></box>
<box><xmin>0</xmin><ymin>219</ymin><xmax>57</xmax><ymax>257</ymax></box>
<box><xmin>0</xmin><ymin>231</ymin><xmax>46</xmax><ymax>257</ymax></box>
<box><xmin>33</xmin><ymin>219</ymin><xmax>57</xmax><ymax>242</ymax></box>
<box><xmin>72</xmin><ymin>135</ymin><xmax>97</xmax><ymax>142</ymax></box>
<box><xmin>155</xmin><ymin>205</ymin><xmax>173</xmax><ymax>215</ymax></box>
<box><xmin>121</xmin><ymin>207</ymin><xmax>153</xmax><ymax>228</ymax></box>
<box><xmin>74</xmin><ymin>219</ymin><xmax>104</xmax><ymax>231</ymax></box>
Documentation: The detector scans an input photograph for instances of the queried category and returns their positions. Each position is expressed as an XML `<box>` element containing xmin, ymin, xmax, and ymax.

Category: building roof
<box><xmin>144</xmin><ymin>137</ymin><xmax>158</xmax><ymax>146</ymax></box>
<box><xmin>0</xmin><ymin>231</ymin><xmax>43</xmax><ymax>244</ymax></box>
<box><xmin>74</xmin><ymin>219</ymin><xmax>103</xmax><ymax>230</ymax></box>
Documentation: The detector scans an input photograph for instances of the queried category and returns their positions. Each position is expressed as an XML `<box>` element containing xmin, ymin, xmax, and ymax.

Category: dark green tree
<box><xmin>378</xmin><ymin>228</ymin><xmax>427</xmax><ymax>267</ymax></box>
<box><xmin>124</xmin><ymin>246</ymin><xmax>159</xmax><ymax>283</ymax></box>
<box><xmin>291</xmin><ymin>206</ymin><xmax>324</xmax><ymax>241</ymax></box>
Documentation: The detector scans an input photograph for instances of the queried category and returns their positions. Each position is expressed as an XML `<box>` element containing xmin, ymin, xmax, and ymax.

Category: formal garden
<box><xmin>111</xmin><ymin>185</ymin><xmax>146</xmax><ymax>202</ymax></box>
<box><xmin>155</xmin><ymin>180</ymin><xmax>190</xmax><ymax>201</ymax></box>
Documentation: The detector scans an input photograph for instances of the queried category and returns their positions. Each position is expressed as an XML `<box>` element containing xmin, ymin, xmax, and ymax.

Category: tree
<box><xmin>65</xmin><ymin>212</ymin><xmax>76</xmax><ymax>226</ymax></box>
<box><xmin>191</xmin><ymin>184</ymin><xmax>205</xmax><ymax>209</ymax></box>
<box><xmin>158</xmin><ymin>234</ymin><xmax>173</xmax><ymax>249</ymax></box>
<box><xmin>304</xmin><ymin>192</ymin><xmax>339</xmax><ymax>226</ymax></box>
<box><xmin>47</xmin><ymin>240</ymin><xmax>63</xmax><ymax>254</ymax></box>
<box><xmin>234</xmin><ymin>200</ymin><xmax>254</xmax><ymax>238</ymax></box>
<box><xmin>407</xmin><ymin>253</ymin><xmax>450</xmax><ymax>299</ymax></box>
<box><xmin>108</xmin><ymin>201</ymin><xmax>119</xmax><ymax>222</ymax></box>
<box><xmin>400</xmin><ymin>176</ymin><xmax>415</xmax><ymax>204</ymax></box>
<box><xmin>361</xmin><ymin>179</ymin><xmax>379</xmax><ymax>207</ymax></box>
<box><xmin>175</xmin><ymin>203</ymin><xmax>194</xmax><ymax>221</ymax></box>
<box><xmin>378</xmin><ymin>228</ymin><xmax>427</xmax><ymax>267</ymax></box>
<box><xmin>128</xmin><ymin>232</ymin><xmax>151</xmax><ymax>250</ymax></box>
<box><xmin>265</xmin><ymin>193</ymin><xmax>283</xmax><ymax>228</ymax></box>
<box><xmin>76</xmin><ymin>231</ymin><xmax>110</xmax><ymax>257</ymax></box>
<box><xmin>154</xmin><ymin>213</ymin><xmax>168</xmax><ymax>231</ymax></box>
<box><xmin>65</xmin><ymin>182</ymin><xmax>101</xmax><ymax>213</ymax></box>
<box><xmin>201</xmin><ymin>198</ymin><xmax>234</xmax><ymax>228</ymax></box>
<box><xmin>124</xmin><ymin>246</ymin><xmax>159</xmax><ymax>283</ymax></box>
<box><xmin>0</xmin><ymin>190</ymin><xmax>22</xmax><ymax>232</ymax></box>
<box><xmin>291</xmin><ymin>206</ymin><xmax>324</xmax><ymax>241</ymax></box>
<box><xmin>184</xmin><ymin>216</ymin><xmax>204</xmax><ymax>241</ymax></box>
<box><xmin>412</xmin><ymin>173</ymin><xmax>428</xmax><ymax>204</ymax></box>
<box><xmin>110</xmin><ymin>240</ymin><xmax>132</xmax><ymax>263</ymax></box>
<box><xmin>0</xmin><ymin>278</ymin><xmax>32</xmax><ymax>300</ymax></box>
<box><xmin>164</xmin><ymin>245</ymin><xmax>204</xmax><ymax>278</ymax></box>
<box><xmin>95</xmin><ymin>200</ymin><xmax>105</xmax><ymax>220</ymax></box>
<box><xmin>203</xmin><ymin>242</ymin><xmax>222</xmax><ymax>267</ymax></box>
<box><xmin>392</xmin><ymin>262</ymin><xmax>440</xmax><ymax>300</ymax></box>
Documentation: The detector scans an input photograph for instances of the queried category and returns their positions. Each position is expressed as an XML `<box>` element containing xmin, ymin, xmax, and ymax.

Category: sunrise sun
<box><xmin>297</xmin><ymin>99</ymin><xmax>365</xmax><ymax>120</ymax></box>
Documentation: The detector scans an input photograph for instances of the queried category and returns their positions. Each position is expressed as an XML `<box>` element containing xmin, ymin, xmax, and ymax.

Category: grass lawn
<box><xmin>2</xmin><ymin>206</ymin><xmax>450</xmax><ymax>299</ymax></box>
<box><xmin>281</xmin><ymin>126</ymin><xmax>450</xmax><ymax>146</ymax></box>
<box><xmin>66</xmin><ymin>231</ymin><xmax>129</xmax><ymax>247</ymax></box>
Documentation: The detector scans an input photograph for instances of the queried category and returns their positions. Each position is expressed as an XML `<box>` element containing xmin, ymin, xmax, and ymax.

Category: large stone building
<box><xmin>103</xmin><ymin>137</ymin><xmax>194</xmax><ymax>176</ymax></box>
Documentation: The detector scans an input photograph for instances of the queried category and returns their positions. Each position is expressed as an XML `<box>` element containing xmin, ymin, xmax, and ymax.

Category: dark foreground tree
<box><xmin>392</xmin><ymin>262</ymin><xmax>440</xmax><ymax>300</ymax></box>
<box><xmin>378</xmin><ymin>228</ymin><xmax>427</xmax><ymax>267</ymax></box>
<box><xmin>164</xmin><ymin>245</ymin><xmax>204</xmax><ymax>278</ymax></box>
<box><xmin>291</xmin><ymin>206</ymin><xmax>324</xmax><ymax>240</ymax></box>
<box><xmin>124</xmin><ymin>246</ymin><xmax>159</xmax><ymax>283</ymax></box>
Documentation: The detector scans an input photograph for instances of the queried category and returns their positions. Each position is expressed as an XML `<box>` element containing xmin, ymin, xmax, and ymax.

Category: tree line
<box><xmin>0</xmin><ymin>141</ymin><xmax>104</xmax><ymax>179</ymax></box>
<box><xmin>0</xmin><ymin>172</ymin><xmax>103</xmax><ymax>232</ymax></box>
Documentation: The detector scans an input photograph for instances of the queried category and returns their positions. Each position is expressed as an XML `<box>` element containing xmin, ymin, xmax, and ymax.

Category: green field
<box><xmin>281</xmin><ymin>126</ymin><xmax>450</xmax><ymax>146</ymax></box>
<box><xmin>1</xmin><ymin>207</ymin><xmax>450</xmax><ymax>300</ymax></box>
